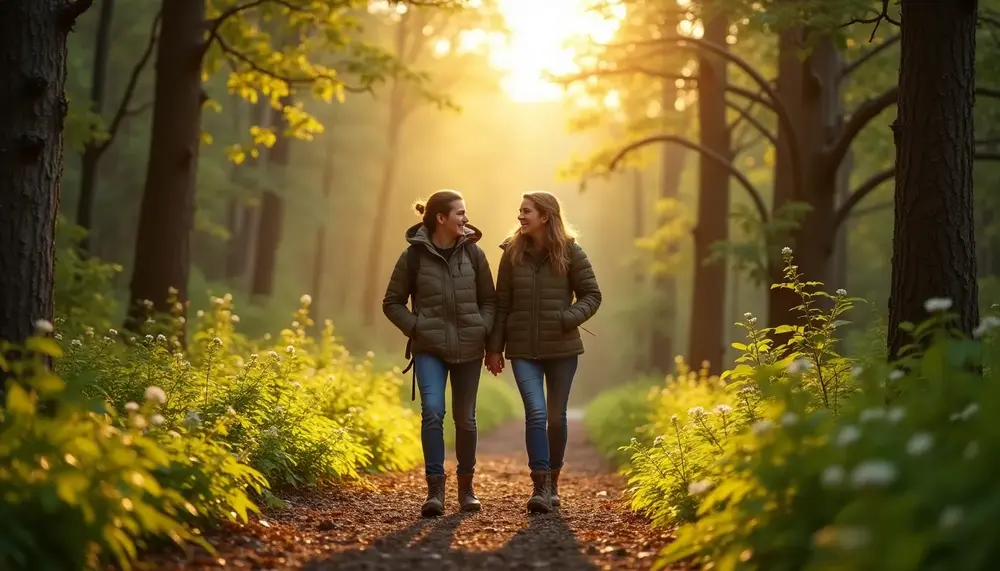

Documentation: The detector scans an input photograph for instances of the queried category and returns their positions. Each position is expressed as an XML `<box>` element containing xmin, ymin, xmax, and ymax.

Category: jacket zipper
<box><xmin>426</xmin><ymin>240</ymin><xmax>463</xmax><ymax>361</ymax></box>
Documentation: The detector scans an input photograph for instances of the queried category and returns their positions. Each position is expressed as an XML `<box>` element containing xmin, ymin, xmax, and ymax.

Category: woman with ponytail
<box><xmin>382</xmin><ymin>190</ymin><xmax>496</xmax><ymax>517</ymax></box>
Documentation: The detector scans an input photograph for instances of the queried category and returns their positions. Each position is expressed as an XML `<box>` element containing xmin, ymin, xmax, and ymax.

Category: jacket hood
<box><xmin>405</xmin><ymin>222</ymin><xmax>483</xmax><ymax>248</ymax></box>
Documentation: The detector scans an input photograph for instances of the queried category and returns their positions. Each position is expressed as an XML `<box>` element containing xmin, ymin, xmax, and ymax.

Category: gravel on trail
<box><xmin>146</xmin><ymin>415</ymin><xmax>683</xmax><ymax>570</ymax></box>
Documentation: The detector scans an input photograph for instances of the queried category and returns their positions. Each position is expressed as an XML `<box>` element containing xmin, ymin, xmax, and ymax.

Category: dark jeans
<box><xmin>510</xmin><ymin>356</ymin><xmax>579</xmax><ymax>472</ymax></box>
<box><xmin>414</xmin><ymin>353</ymin><xmax>482</xmax><ymax>477</ymax></box>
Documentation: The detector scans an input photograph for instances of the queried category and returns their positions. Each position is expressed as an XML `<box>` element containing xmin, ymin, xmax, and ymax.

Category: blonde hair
<box><xmin>505</xmin><ymin>191</ymin><xmax>577</xmax><ymax>275</ymax></box>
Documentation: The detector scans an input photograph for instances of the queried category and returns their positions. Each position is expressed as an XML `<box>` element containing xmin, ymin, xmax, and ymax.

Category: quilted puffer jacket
<box><xmin>487</xmin><ymin>239</ymin><xmax>601</xmax><ymax>359</ymax></box>
<box><xmin>383</xmin><ymin>223</ymin><xmax>496</xmax><ymax>363</ymax></box>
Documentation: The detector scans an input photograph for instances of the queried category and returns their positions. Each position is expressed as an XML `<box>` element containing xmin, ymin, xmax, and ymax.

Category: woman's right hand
<box><xmin>485</xmin><ymin>352</ymin><xmax>505</xmax><ymax>376</ymax></box>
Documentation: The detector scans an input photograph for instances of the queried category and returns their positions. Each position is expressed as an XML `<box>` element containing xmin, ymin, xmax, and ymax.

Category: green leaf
<box><xmin>25</xmin><ymin>336</ymin><xmax>64</xmax><ymax>358</ymax></box>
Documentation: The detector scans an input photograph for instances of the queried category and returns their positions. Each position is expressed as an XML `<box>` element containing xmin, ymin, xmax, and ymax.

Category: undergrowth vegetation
<box><xmin>0</xmin><ymin>241</ymin><xmax>518</xmax><ymax>570</ymax></box>
<box><xmin>586</xmin><ymin>247</ymin><xmax>1000</xmax><ymax>570</ymax></box>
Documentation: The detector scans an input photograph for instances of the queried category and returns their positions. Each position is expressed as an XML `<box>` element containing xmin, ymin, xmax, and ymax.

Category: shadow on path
<box><xmin>303</xmin><ymin>508</ymin><xmax>597</xmax><ymax>570</ymax></box>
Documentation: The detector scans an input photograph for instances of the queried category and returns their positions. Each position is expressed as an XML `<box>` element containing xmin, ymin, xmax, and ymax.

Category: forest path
<box><xmin>151</xmin><ymin>417</ymin><xmax>680</xmax><ymax>570</ymax></box>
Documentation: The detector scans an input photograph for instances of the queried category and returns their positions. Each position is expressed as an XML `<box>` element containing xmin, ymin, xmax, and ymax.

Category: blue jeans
<box><xmin>414</xmin><ymin>353</ymin><xmax>482</xmax><ymax>477</ymax></box>
<box><xmin>510</xmin><ymin>356</ymin><xmax>579</xmax><ymax>472</ymax></box>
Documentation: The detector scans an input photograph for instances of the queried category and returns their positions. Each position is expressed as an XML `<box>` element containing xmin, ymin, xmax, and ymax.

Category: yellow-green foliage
<box><xmin>583</xmin><ymin>375</ymin><xmax>659</xmax><ymax>467</ymax></box>
<box><xmin>591</xmin><ymin>248</ymin><xmax>1000</xmax><ymax>571</ymax></box>
<box><xmin>1</xmin><ymin>289</ymin><xmax>425</xmax><ymax>570</ymax></box>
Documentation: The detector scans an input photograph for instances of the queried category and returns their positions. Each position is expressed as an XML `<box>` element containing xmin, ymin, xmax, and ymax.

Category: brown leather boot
<box><xmin>421</xmin><ymin>475</ymin><xmax>446</xmax><ymax>518</ymax></box>
<box><xmin>550</xmin><ymin>468</ymin><xmax>561</xmax><ymax>507</ymax></box>
<box><xmin>457</xmin><ymin>474</ymin><xmax>482</xmax><ymax>512</ymax></box>
<box><xmin>527</xmin><ymin>470</ymin><xmax>552</xmax><ymax>514</ymax></box>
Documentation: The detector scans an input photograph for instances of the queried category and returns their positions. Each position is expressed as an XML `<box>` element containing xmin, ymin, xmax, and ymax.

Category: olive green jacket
<box><xmin>382</xmin><ymin>223</ymin><xmax>496</xmax><ymax>363</ymax></box>
<box><xmin>487</xmin><ymin>239</ymin><xmax>602</xmax><ymax>359</ymax></box>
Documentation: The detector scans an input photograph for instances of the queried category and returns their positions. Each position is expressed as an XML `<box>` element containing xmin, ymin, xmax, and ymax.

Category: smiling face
<box><xmin>436</xmin><ymin>199</ymin><xmax>468</xmax><ymax>240</ymax></box>
<box><xmin>517</xmin><ymin>198</ymin><xmax>548</xmax><ymax>239</ymax></box>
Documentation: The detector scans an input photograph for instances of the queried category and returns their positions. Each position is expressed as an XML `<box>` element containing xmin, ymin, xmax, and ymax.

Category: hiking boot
<box><xmin>457</xmin><ymin>474</ymin><xmax>482</xmax><ymax>512</ymax></box>
<box><xmin>550</xmin><ymin>468</ymin><xmax>561</xmax><ymax>507</ymax></box>
<box><xmin>527</xmin><ymin>470</ymin><xmax>552</xmax><ymax>514</ymax></box>
<box><xmin>421</xmin><ymin>475</ymin><xmax>446</xmax><ymax>518</ymax></box>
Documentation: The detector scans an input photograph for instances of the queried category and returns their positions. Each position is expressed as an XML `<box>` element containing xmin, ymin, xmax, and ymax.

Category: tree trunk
<box><xmin>649</xmin><ymin>88</ymin><xmax>686</xmax><ymax>375</ymax></box>
<box><xmin>225</xmin><ymin>100</ymin><xmax>267</xmax><ymax>285</ymax></box>
<box><xmin>888</xmin><ymin>0</ymin><xmax>978</xmax><ymax>357</ymax></box>
<box><xmin>250</xmin><ymin>98</ymin><xmax>293</xmax><ymax>301</ymax></box>
<box><xmin>75</xmin><ymin>0</ymin><xmax>115</xmax><ymax>254</ymax></box>
<box><xmin>361</xmin><ymin>20</ymin><xmax>410</xmax><ymax>328</ymax></box>
<box><xmin>126</xmin><ymin>0</ymin><xmax>205</xmax><ymax>332</ymax></box>
<box><xmin>631</xmin><ymin>168</ymin><xmax>649</xmax><ymax>372</ymax></box>
<box><xmin>768</xmin><ymin>27</ymin><xmax>806</xmax><ymax>330</ymax></box>
<box><xmin>0</xmin><ymin>0</ymin><xmax>77</xmax><ymax>345</ymax></box>
<box><xmin>311</xmin><ymin>132</ymin><xmax>337</xmax><ymax>323</ymax></box>
<box><xmin>688</xmin><ymin>16</ymin><xmax>730</xmax><ymax>376</ymax></box>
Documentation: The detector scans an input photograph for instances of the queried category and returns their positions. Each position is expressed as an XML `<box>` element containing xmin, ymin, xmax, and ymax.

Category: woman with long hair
<box><xmin>383</xmin><ymin>190</ymin><xmax>496</xmax><ymax>517</ymax></box>
<box><xmin>485</xmin><ymin>191</ymin><xmax>602</xmax><ymax>513</ymax></box>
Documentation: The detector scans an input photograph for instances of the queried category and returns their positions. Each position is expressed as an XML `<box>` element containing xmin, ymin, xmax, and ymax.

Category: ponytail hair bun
<box><xmin>413</xmin><ymin>200</ymin><xmax>427</xmax><ymax>216</ymax></box>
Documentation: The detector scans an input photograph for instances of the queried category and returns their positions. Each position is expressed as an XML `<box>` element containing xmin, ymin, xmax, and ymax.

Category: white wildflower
<box><xmin>291</xmin><ymin>381</ymin><xmax>301</xmax><ymax>390</ymax></box>
<box><xmin>906</xmin><ymin>432</ymin><xmax>933</xmax><ymax>456</ymax></box>
<box><xmin>71</xmin><ymin>339</ymin><xmax>83</xmax><ymax>348</ymax></box>
<box><xmin>688</xmin><ymin>406</ymin><xmax>706</xmax><ymax>417</ymax></box>
<box><xmin>144</xmin><ymin>335</ymin><xmax>154</xmax><ymax>343</ymax></box>
<box><xmin>859</xmin><ymin>408</ymin><xmax>885</xmax><ymax>422</ymax></box>
<box><xmin>939</xmin><ymin>506</ymin><xmax>964</xmax><ymax>529</ymax></box>
<box><xmin>300</xmin><ymin>294</ymin><xmax>312</xmax><ymax>305</ymax></box>
<box><xmin>196</xmin><ymin>310</ymin><xmax>205</xmax><ymax>318</ymax></box>
<box><xmin>820</xmin><ymin>465</ymin><xmax>845</xmax><ymax>487</ymax></box>
<box><xmin>230</xmin><ymin>314</ymin><xmax>240</xmax><ymax>323</ymax></box>
<box><xmin>108</xmin><ymin>328</ymin><xmax>118</xmax><ymax>337</ymax></box>
<box><xmin>751</xmin><ymin>419</ymin><xmax>774</xmax><ymax>435</ymax></box>
<box><xmin>156</xmin><ymin>334</ymin><xmax>166</xmax><ymax>343</ymax></box>
<box><xmin>923</xmin><ymin>297</ymin><xmax>953</xmax><ymax>313</ymax></box>
<box><xmin>184</xmin><ymin>411</ymin><xmax>202</xmax><ymax>427</ymax></box>
<box><xmin>973</xmin><ymin>316</ymin><xmax>1000</xmax><ymax>338</ymax></box>
<box><xmin>653</xmin><ymin>435</ymin><xmax>665</xmax><ymax>447</ymax></box>
<box><xmin>34</xmin><ymin>319</ymin><xmax>54</xmax><ymax>333</ymax></box>
<box><xmin>950</xmin><ymin>402</ymin><xmax>980</xmax><ymax>422</ymax></box>
<box><xmin>285</xmin><ymin>345</ymin><xmax>295</xmax><ymax>355</ymax></box>
<box><xmin>781</xmin><ymin>247</ymin><xmax>792</xmax><ymax>255</ymax></box>
<box><xmin>886</xmin><ymin>407</ymin><xmax>905</xmax><ymax>423</ymax></box>
<box><xmin>787</xmin><ymin>358</ymin><xmax>812</xmax><ymax>375</ymax></box>
<box><xmin>125</xmin><ymin>402</ymin><xmax>139</xmax><ymax>413</ymax></box>
<box><xmin>743</xmin><ymin>312</ymin><xmax>753</xmax><ymax>319</ymax></box>
<box><xmin>150</xmin><ymin>414</ymin><xmax>165</xmax><ymax>426</ymax></box>
<box><xmin>687</xmin><ymin>479</ymin><xmax>713</xmax><ymax>496</ymax></box>
<box><xmin>366</xmin><ymin>350</ymin><xmax>376</xmax><ymax>359</ymax></box>
<box><xmin>851</xmin><ymin>366</ymin><xmax>864</xmax><ymax>378</ymax></box>
<box><xmin>212</xmin><ymin>337</ymin><xmax>222</xmax><ymax>346</ymax></box>
<box><xmin>131</xmin><ymin>415</ymin><xmax>148</xmax><ymax>430</ymax></box>
<box><xmin>888</xmin><ymin>369</ymin><xmax>904</xmax><ymax>381</ymax></box>
<box><xmin>263</xmin><ymin>427</ymin><xmax>280</xmax><ymax>437</ymax></box>
<box><xmin>54</xmin><ymin>333</ymin><xmax>62</xmax><ymax>341</ymax></box>
<box><xmin>836</xmin><ymin>288</ymin><xmax>847</xmax><ymax>296</ymax></box>
<box><xmin>780</xmin><ymin>412</ymin><xmax>799</xmax><ymax>426</ymax></box>
<box><xmin>670</xmin><ymin>413</ymin><xmax>679</xmax><ymax>425</ymax></box>
<box><xmin>144</xmin><ymin>386</ymin><xmax>166</xmax><ymax>404</ymax></box>
<box><xmin>268</xmin><ymin>350</ymin><xmax>279</xmax><ymax>359</ymax></box>
<box><xmin>850</xmin><ymin>459</ymin><xmax>897</xmax><ymax>488</ymax></box>
<box><xmin>714</xmin><ymin>404</ymin><xmax>733</xmax><ymax>415</ymax></box>
<box><xmin>835</xmin><ymin>425</ymin><xmax>861</xmax><ymax>447</ymax></box>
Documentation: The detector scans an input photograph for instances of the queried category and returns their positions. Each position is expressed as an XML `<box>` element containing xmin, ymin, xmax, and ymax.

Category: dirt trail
<box><xmin>149</xmin><ymin>417</ymin><xmax>678</xmax><ymax>570</ymax></box>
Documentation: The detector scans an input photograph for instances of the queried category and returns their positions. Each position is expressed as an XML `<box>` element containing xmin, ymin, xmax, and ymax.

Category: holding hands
<box><xmin>485</xmin><ymin>352</ymin><xmax>505</xmax><ymax>376</ymax></box>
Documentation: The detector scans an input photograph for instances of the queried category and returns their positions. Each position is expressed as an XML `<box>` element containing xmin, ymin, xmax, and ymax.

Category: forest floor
<box><xmin>146</xmin><ymin>415</ymin><xmax>681</xmax><ymax>570</ymax></box>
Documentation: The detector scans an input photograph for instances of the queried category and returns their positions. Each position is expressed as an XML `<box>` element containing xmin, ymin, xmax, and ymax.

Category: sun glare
<box><xmin>492</xmin><ymin>0</ymin><xmax>626</xmax><ymax>103</ymax></box>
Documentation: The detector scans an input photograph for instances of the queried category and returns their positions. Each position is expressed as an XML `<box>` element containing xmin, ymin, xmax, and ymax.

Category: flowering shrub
<box><xmin>0</xmin><ymin>291</ymin><xmax>430</xmax><ymax>569</ymax></box>
<box><xmin>587</xmin><ymin>247</ymin><xmax>1000</xmax><ymax>570</ymax></box>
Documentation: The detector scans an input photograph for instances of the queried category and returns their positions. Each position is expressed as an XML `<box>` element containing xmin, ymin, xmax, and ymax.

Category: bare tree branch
<box><xmin>212</xmin><ymin>35</ymin><xmax>374</xmax><ymax>93</ymax></box>
<box><xmin>725</xmin><ymin>98</ymin><xmax>777</xmax><ymax>150</ymax></box>
<box><xmin>833</xmin><ymin>168</ymin><xmax>893</xmax><ymax>231</ymax></box>
<box><xmin>840</xmin><ymin>34</ymin><xmax>900</xmax><ymax>80</ymax></box>
<box><xmin>555</xmin><ymin>65</ymin><xmax>694</xmax><ymax>85</ymax></box>
<box><xmin>608</xmin><ymin>134</ymin><xmax>769</xmax><ymax>224</ymax></box>
<box><xmin>96</xmin><ymin>10</ymin><xmax>161</xmax><ymax>155</ymax></box>
<box><xmin>604</xmin><ymin>36</ymin><xmax>805</xmax><ymax>194</ymax></box>
<box><xmin>61</xmin><ymin>0</ymin><xmax>96</xmax><ymax>30</ymax></box>
<box><xmin>977</xmin><ymin>87</ymin><xmax>1000</xmax><ymax>99</ymax></box>
<box><xmin>823</xmin><ymin>85</ymin><xmax>899</xmax><ymax>177</ymax></box>
<box><xmin>203</xmin><ymin>0</ymin><xmax>308</xmax><ymax>42</ymax></box>
<box><xmin>834</xmin><ymin>151</ymin><xmax>1000</xmax><ymax>230</ymax></box>
<box><xmin>841</xmin><ymin>0</ymin><xmax>901</xmax><ymax>41</ymax></box>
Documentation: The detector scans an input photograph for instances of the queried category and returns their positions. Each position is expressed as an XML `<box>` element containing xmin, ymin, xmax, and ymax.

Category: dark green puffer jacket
<box><xmin>487</xmin><ymin>239</ymin><xmax>601</xmax><ymax>360</ymax></box>
<box><xmin>382</xmin><ymin>223</ymin><xmax>496</xmax><ymax>364</ymax></box>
